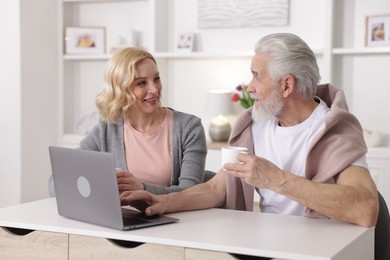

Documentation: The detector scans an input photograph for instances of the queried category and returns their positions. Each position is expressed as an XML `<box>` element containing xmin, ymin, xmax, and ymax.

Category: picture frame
<box><xmin>366</xmin><ymin>14</ymin><xmax>390</xmax><ymax>47</ymax></box>
<box><xmin>65</xmin><ymin>27</ymin><xmax>106</xmax><ymax>54</ymax></box>
<box><xmin>176</xmin><ymin>33</ymin><xmax>194</xmax><ymax>52</ymax></box>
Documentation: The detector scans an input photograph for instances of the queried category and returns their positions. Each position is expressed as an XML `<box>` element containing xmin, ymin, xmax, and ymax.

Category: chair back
<box><xmin>375</xmin><ymin>191</ymin><xmax>390</xmax><ymax>260</ymax></box>
<box><xmin>203</xmin><ymin>170</ymin><xmax>216</xmax><ymax>182</ymax></box>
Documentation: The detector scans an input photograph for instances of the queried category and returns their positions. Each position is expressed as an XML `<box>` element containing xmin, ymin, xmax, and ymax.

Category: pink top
<box><xmin>124</xmin><ymin>109</ymin><xmax>173</xmax><ymax>187</ymax></box>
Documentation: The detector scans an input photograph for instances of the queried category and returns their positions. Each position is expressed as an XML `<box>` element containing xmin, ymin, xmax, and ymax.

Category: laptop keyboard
<box><xmin>121</xmin><ymin>208</ymin><xmax>151</xmax><ymax>226</ymax></box>
<box><xmin>122</xmin><ymin>216</ymin><xmax>150</xmax><ymax>226</ymax></box>
<box><xmin>120</xmin><ymin>207</ymin><xmax>178</xmax><ymax>229</ymax></box>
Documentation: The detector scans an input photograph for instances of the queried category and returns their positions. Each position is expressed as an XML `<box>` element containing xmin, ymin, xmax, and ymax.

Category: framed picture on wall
<box><xmin>176</xmin><ymin>33</ymin><xmax>194</xmax><ymax>52</ymax></box>
<box><xmin>65</xmin><ymin>27</ymin><xmax>106</xmax><ymax>54</ymax></box>
<box><xmin>366</xmin><ymin>14</ymin><xmax>390</xmax><ymax>47</ymax></box>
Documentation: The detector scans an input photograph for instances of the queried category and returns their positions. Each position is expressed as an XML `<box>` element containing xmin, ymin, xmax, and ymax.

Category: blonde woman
<box><xmin>49</xmin><ymin>48</ymin><xmax>207</xmax><ymax>195</ymax></box>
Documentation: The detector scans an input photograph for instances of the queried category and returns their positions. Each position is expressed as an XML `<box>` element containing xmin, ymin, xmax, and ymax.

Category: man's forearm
<box><xmin>275</xmin><ymin>167</ymin><xmax>378</xmax><ymax>227</ymax></box>
<box><xmin>163</xmin><ymin>170</ymin><xmax>226</xmax><ymax>213</ymax></box>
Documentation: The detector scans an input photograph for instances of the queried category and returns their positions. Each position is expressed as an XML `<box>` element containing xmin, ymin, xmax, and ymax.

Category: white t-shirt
<box><xmin>252</xmin><ymin>98</ymin><xmax>368</xmax><ymax>216</ymax></box>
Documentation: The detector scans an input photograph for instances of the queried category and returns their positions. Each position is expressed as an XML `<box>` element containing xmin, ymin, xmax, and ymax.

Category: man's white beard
<box><xmin>251</xmin><ymin>89</ymin><xmax>283</xmax><ymax>123</ymax></box>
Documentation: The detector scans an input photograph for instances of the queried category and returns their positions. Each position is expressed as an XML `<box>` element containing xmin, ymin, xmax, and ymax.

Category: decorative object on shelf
<box><xmin>113</xmin><ymin>36</ymin><xmax>126</xmax><ymax>46</ymax></box>
<box><xmin>110</xmin><ymin>29</ymin><xmax>139</xmax><ymax>54</ymax></box>
<box><xmin>366</xmin><ymin>14</ymin><xmax>390</xmax><ymax>47</ymax></box>
<box><xmin>231</xmin><ymin>83</ymin><xmax>254</xmax><ymax>109</ymax></box>
<box><xmin>126</xmin><ymin>28</ymin><xmax>138</xmax><ymax>47</ymax></box>
<box><xmin>205</xmin><ymin>90</ymin><xmax>235</xmax><ymax>142</ymax></box>
<box><xmin>363</xmin><ymin>128</ymin><xmax>384</xmax><ymax>147</ymax></box>
<box><xmin>198</xmin><ymin>0</ymin><xmax>289</xmax><ymax>28</ymax></box>
<box><xmin>176</xmin><ymin>32</ymin><xmax>194</xmax><ymax>52</ymax></box>
<box><xmin>65</xmin><ymin>27</ymin><xmax>106</xmax><ymax>55</ymax></box>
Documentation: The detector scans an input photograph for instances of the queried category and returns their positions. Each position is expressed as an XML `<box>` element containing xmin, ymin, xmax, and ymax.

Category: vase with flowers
<box><xmin>231</xmin><ymin>83</ymin><xmax>254</xmax><ymax>109</ymax></box>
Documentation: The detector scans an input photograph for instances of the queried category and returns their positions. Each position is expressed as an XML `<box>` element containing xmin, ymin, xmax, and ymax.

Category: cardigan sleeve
<box><xmin>143</xmin><ymin>111</ymin><xmax>207</xmax><ymax>194</ymax></box>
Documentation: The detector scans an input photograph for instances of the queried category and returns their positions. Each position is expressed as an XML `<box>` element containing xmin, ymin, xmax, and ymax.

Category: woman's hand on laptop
<box><xmin>116</xmin><ymin>168</ymin><xmax>144</xmax><ymax>194</ymax></box>
<box><xmin>120</xmin><ymin>190</ymin><xmax>166</xmax><ymax>216</ymax></box>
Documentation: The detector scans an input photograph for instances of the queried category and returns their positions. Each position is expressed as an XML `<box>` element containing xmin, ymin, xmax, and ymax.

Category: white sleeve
<box><xmin>351</xmin><ymin>155</ymin><xmax>368</xmax><ymax>169</ymax></box>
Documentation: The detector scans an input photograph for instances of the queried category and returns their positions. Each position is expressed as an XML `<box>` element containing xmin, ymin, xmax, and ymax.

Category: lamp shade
<box><xmin>205</xmin><ymin>89</ymin><xmax>235</xmax><ymax>116</ymax></box>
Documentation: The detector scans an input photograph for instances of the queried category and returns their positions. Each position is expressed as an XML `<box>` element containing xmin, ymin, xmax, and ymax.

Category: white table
<box><xmin>0</xmin><ymin>198</ymin><xmax>373</xmax><ymax>260</ymax></box>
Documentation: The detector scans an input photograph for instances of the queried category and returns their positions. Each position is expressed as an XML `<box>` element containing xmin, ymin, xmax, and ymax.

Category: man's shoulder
<box><xmin>233</xmin><ymin>107</ymin><xmax>253</xmax><ymax>130</ymax></box>
<box><xmin>229</xmin><ymin>108</ymin><xmax>254</xmax><ymax>147</ymax></box>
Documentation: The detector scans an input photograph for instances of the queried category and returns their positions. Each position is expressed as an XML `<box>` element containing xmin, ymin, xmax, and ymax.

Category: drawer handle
<box><xmin>2</xmin><ymin>226</ymin><xmax>34</xmax><ymax>236</ymax></box>
<box><xmin>108</xmin><ymin>238</ymin><xmax>144</xmax><ymax>248</ymax></box>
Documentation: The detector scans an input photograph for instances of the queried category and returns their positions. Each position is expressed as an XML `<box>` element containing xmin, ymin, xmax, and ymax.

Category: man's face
<box><xmin>248</xmin><ymin>54</ymin><xmax>283</xmax><ymax>123</ymax></box>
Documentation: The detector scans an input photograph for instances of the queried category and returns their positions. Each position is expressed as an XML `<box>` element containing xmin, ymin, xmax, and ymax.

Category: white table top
<box><xmin>0</xmin><ymin>198</ymin><xmax>373</xmax><ymax>260</ymax></box>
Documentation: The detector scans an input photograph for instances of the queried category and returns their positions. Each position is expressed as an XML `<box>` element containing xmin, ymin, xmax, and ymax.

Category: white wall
<box><xmin>0</xmin><ymin>0</ymin><xmax>58</xmax><ymax>208</ymax></box>
<box><xmin>20</xmin><ymin>0</ymin><xmax>58</xmax><ymax>204</ymax></box>
<box><xmin>0</xmin><ymin>0</ymin><xmax>22</xmax><ymax>207</ymax></box>
<box><xmin>173</xmin><ymin>0</ymin><xmax>326</xmax><ymax>52</ymax></box>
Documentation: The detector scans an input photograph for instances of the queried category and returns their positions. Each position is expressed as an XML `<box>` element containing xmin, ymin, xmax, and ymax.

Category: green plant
<box><xmin>231</xmin><ymin>84</ymin><xmax>254</xmax><ymax>109</ymax></box>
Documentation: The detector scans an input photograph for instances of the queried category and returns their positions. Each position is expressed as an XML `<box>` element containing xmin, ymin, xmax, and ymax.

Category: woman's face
<box><xmin>130</xmin><ymin>58</ymin><xmax>162</xmax><ymax>114</ymax></box>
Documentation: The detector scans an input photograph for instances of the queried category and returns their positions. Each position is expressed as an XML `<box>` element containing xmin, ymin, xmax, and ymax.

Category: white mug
<box><xmin>221</xmin><ymin>146</ymin><xmax>248</xmax><ymax>167</ymax></box>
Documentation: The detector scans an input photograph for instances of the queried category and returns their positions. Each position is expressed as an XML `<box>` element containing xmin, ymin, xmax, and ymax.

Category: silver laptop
<box><xmin>49</xmin><ymin>146</ymin><xmax>179</xmax><ymax>230</ymax></box>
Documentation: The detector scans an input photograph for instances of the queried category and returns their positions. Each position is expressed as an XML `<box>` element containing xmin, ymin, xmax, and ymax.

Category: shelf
<box><xmin>63</xmin><ymin>49</ymin><xmax>325</xmax><ymax>61</ymax></box>
<box><xmin>63</xmin><ymin>54</ymin><xmax>111</xmax><ymax>61</ymax></box>
<box><xmin>332</xmin><ymin>47</ymin><xmax>390</xmax><ymax>55</ymax></box>
<box><xmin>155</xmin><ymin>51</ymin><xmax>254</xmax><ymax>59</ymax></box>
<box><xmin>158</xmin><ymin>50</ymin><xmax>323</xmax><ymax>58</ymax></box>
<box><xmin>63</xmin><ymin>0</ymin><xmax>145</xmax><ymax>2</ymax></box>
<box><xmin>63</xmin><ymin>52</ymin><xmax>255</xmax><ymax>61</ymax></box>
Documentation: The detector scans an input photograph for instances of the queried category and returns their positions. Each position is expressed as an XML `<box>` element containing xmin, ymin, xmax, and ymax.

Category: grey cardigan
<box><xmin>49</xmin><ymin>108</ymin><xmax>207</xmax><ymax>195</ymax></box>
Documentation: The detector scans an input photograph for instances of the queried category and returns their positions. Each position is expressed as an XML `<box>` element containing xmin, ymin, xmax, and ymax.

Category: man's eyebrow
<box><xmin>251</xmin><ymin>70</ymin><xmax>258</xmax><ymax>75</ymax></box>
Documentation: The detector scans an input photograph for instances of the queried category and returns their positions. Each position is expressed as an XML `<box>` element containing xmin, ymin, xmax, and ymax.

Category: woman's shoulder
<box><xmin>167</xmin><ymin>107</ymin><xmax>200</xmax><ymax>121</ymax></box>
<box><xmin>89</xmin><ymin>116</ymin><xmax>124</xmax><ymax>133</ymax></box>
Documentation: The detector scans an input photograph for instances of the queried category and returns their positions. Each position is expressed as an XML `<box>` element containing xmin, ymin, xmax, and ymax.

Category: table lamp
<box><xmin>205</xmin><ymin>89</ymin><xmax>235</xmax><ymax>142</ymax></box>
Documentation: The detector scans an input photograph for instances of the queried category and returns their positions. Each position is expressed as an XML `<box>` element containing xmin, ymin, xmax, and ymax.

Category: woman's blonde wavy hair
<box><xmin>96</xmin><ymin>47</ymin><xmax>157</xmax><ymax>123</ymax></box>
